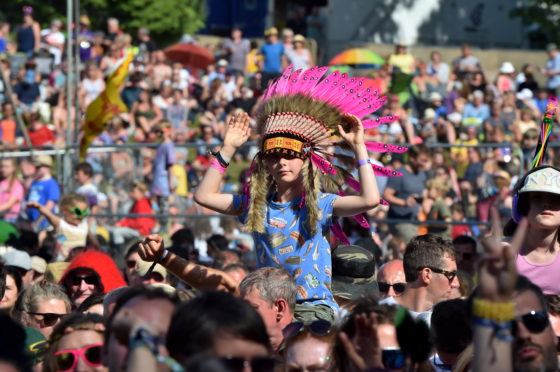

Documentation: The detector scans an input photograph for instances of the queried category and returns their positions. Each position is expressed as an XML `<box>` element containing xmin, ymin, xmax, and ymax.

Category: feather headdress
<box><xmin>245</xmin><ymin>65</ymin><xmax>406</xmax><ymax>241</ymax></box>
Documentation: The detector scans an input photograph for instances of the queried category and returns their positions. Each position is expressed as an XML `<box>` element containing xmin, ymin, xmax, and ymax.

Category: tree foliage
<box><xmin>510</xmin><ymin>0</ymin><xmax>560</xmax><ymax>46</ymax></box>
<box><xmin>2</xmin><ymin>0</ymin><xmax>206</xmax><ymax>47</ymax></box>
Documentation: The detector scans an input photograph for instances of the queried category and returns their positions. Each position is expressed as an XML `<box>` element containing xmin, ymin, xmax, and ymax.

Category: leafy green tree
<box><xmin>510</xmin><ymin>0</ymin><xmax>560</xmax><ymax>48</ymax></box>
<box><xmin>2</xmin><ymin>0</ymin><xmax>206</xmax><ymax>47</ymax></box>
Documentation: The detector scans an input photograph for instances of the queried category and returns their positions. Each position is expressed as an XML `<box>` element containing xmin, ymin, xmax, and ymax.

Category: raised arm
<box><xmin>472</xmin><ymin>210</ymin><xmax>528</xmax><ymax>372</ymax></box>
<box><xmin>26</xmin><ymin>201</ymin><xmax>61</xmax><ymax>229</ymax></box>
<box><xmin>138</xmin><ymin>234</ymin><xmax>239</xmax><ymax>295</ymax></box>
<box><xmin>333</xmin><ymin>114</ymin><xmax>380</xmax><ymax>217</ymax></box>
<box><xmin>193</xmin><ymin>112</ymin><xmax>250</xmax><ymax>216</ymax></box>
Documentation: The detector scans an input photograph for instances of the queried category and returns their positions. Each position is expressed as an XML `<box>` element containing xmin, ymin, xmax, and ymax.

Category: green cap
<box><xmin>331</xmin><ymin>245</ymin><xmax>379</xmax><ymax>301</ymax></box>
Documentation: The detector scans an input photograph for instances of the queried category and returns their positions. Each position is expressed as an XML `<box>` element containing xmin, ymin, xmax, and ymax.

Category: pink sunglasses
<box><xmin>54</xmin><ymin>344</ymin><xmax>103</xmax><ymax>371</ymax></box>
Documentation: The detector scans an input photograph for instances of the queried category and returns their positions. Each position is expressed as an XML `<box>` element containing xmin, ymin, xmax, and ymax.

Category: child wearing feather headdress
<box><xmin>141</xmin><ymin>66</ymin><xmax>406</xmax><ymax>321</ymax></box>
<box><xmin>196</xmin><ymin>64</ymin><xmax>410</xmax><ymax>321</ymax></box>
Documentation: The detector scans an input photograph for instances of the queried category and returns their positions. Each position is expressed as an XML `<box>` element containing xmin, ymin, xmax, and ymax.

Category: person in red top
<box><xmin>109</xmin><ymin>181</ymin><xmax>155</xmax><ymax>266</ymax></box>
<box><xmin>26</xmin><ymin>112</ymin><xmax>55</xmax><ymax>146</ymax></box>
<box><xmin>59</xmin><ymin>250</ymin><xmax>126</xmax><ymax>308</ymax></box>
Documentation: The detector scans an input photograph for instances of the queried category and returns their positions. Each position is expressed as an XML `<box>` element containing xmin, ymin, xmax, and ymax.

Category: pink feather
<box><xmin>362</xmin><ymin>115</ymin><xmax>399</xmax><ymax>128</ymax></box>
<box><xmin>321</xmin><ymin>73</ymin><xmax>350</xmax><ymax>104</ymax></box>
<box><xmin>299</xmin><ymin>66</ymin><xmax>329</xmax><ymax>93</ymax></box>
<box><xmin>380</xmin><ymin>199</ymin><xmax>389</xmax><ymax>206</ymax></box>
<box><xmin>331</xmin><ymin>77</ymin><xmax>366</xmax><ymax>107</ymax></box>
<box><xmin>345</xmin><ymin>176</ymin><xmax>361</xmax><ymax>193</ymax></box>
<box><xmin>371</xmin><ymin>164</ymin><xmax>402</xmax><ymax>177</ymax></box>
<box><xmin>365</xmin><ymin>142</ymin><xmax>408</xmax><ymax>153</ymax></box>
<box><xmin>310</xmin><ymin>152</ymin><xmax>337</xmax><ymax>175</ymax></box>
<box><xmin>310</xmin><ymin>70</ymin><xmax>341</xmax><ymax>100</ymax></box>
<box><xmin>274</xmin><ymin>65</ymin><xmax>294</xmax><ymax>96</ymax></box>
<box><xmin>353</xmin><ymin>214</ymin><xmax>370</xmax><ymax>228</ymax></box>
<box><xmin>353</xmin><ymin>96</ymin><xmax>387</xmax><ymax>118</ymax></box>
<box><xmin>287</xmin><ymin>69</ymin><xmax>303</xmax><ymax>95</ymax></box>
<box><xmin>330</xmin><ymin>222</ymin><xmax>350</xmax><ymax>245</ymax></box>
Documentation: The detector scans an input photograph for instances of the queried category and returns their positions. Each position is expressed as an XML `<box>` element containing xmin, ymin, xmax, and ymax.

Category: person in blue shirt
<box><xmin>259</xmin><ymin>28</ymin><xmax>285</xmax><ymax>88</ymax></box>
<box><xmin>26</xmin><ymin>155</ymin><xmax>60</xmax><ymax>232</ymax></box>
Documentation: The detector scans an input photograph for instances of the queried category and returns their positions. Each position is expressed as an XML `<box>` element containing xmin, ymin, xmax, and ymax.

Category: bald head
<box><xmin>377</xmin><ymin>260</ymin><xmax>406</xmax><ymax>299</ymax></box>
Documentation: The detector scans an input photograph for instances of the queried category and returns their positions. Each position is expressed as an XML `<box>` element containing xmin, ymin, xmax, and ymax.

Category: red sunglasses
<box><xmin>54</xmin><ymin>344</ymin><xmax>103</xmax><ymax>371</ymax></box>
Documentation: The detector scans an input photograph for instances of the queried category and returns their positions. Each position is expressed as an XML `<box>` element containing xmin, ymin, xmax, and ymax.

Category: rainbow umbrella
<box><xmin>329</xmin><ymin>48</ymin><xmax>385</xmax><ymax>67</ymax></box>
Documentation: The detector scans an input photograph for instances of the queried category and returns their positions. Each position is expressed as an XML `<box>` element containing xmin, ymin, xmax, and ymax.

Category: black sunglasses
<box><xmin>512</xmin><ymin>311</ymin><xmax>549</xmax><ymax>335</ymax></box>
<box><xmin>70</xmin><ymin>275</ymin><xmax>99</xmax><ymax>286</ymax></box>
<box><xmin>282</xmin><ymin>319</ymin><xmax>333</xmax><ymax>340</ymax></box>
<box><xmin>378</xmin><ymin>282</ymin><xmax>406</xmax><ymax>294</ymax></box>
<box><xmin>26</xmin><ymin>312</ymin><xmax>67</xmax><ymax>326</ymax></box>
<box><xmin>418</xmin><ymin>266</ymin><xmax>457</xmax><ymax>284</ymax></box>
<box><xmin>126</xmin><ymin>260</ymin><xmax>137</xmax><ymax>269</ymax></box>
<box><xmin>219</xmin><ymin>356</ymin><xmax>277</xmax><ymax>372</ymax></box>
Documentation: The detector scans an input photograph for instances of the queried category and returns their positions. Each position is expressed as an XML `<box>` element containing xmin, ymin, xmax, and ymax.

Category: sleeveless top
<box><xmin>285</xmin><ymin>49</ymin><xmax>311</xmax><ymax>71</ymax></box>
<box><xmin>17</xmin><ymin>25</ymin><xmax>35</xmax><ymax>53</ymax></box>
<box><xmin>517</xmin><ymin>250</ymin><xmax>560</xmax><ymax>295</ymax></box>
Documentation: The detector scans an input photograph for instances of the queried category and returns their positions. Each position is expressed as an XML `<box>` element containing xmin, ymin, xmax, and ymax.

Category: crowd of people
<box><xmin>1</xmin><ymin>5</ymin><xmax>560</xmax><ymax>372</ymax></box>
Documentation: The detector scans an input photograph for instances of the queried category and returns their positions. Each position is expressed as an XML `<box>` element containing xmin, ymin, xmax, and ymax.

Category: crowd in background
<box><xmin>0</xmin><ymin>6</ymin><xmax>560</xmax><ymax>372</ymax></box>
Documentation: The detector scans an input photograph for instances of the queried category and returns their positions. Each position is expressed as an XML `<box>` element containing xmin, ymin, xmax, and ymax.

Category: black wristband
<box><xmin>208</xmin><ymin>151</ymin><xmax>230</xmax><ymax>167</ymax></box>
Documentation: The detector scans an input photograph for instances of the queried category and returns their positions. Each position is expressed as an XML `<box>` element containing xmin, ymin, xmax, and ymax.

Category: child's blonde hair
<box><xmin>132</xmin><ymin>181</ymin><xmax>148</xmax><ymax>193</ymax></box>
<box><xmin>59</xmin><ymin>193</ymin><xmax>88</xmax><ymax>212</ymax></box>
<box><xmin>427</xmin><ymin>178</ymin><xmax>450</xmax><ymax>195</ymax></box>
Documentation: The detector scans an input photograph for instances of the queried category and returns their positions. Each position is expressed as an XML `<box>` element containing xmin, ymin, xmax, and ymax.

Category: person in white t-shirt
<box><xmin>27</xmin><ymin>193</ymin><xmax>89</xmax><ymax>261</ymax></box>
<box><xmin>40</xmin><ymin>19</ymin><xmax>65</xmax><ymax>66</ymax></box>
<box><xmin>379</xmin><ymin>234</ymin><xmax>460</xmax><ymax>326</ymax></box>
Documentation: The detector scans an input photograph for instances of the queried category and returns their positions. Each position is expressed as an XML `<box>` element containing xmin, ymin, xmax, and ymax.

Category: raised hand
<box><xmin>478</xmin><ymin>207</ymin><xmax>528</xmax><ymax>302</ymax></box>
<box><xmin>223</xmin><ymin>112</ymin><xmax>251</xmax><ymax>150</ymax></box>
<box><xmin>338</xmin><ymin>113</ymin><xmax>365</xmax><ymax>149</ymax></box>
<box><xmin>138</xmin><ymin>234</ymin><xmax>166</xmax><ymax>263</ymax></box>
<box><xmin>338</xmin><ymin>312</ymin><xmax>383</xmax><ymax>371</ymax></box>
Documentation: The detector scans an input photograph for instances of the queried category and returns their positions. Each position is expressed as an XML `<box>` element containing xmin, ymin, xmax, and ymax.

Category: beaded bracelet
<box><xmin>473</xmin><ymin>298</ymin><xmax>515</xmax><ymax>322</ymax></box>
<box><xmin>357</xmin><ymin>158</ymin><xmax>370</xmax><ymax>167</ymax></box>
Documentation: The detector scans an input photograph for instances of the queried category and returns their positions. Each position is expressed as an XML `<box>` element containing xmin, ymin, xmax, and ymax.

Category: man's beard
<box><xmin>514</xmin><ymin>341</ymin><xmax>558</xmax><ymax>372</ymax></box>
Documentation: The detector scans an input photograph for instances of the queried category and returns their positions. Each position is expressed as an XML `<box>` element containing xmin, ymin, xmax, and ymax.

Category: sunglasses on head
<box><xmin>418</xmin><ymin>266</ymin><xmax>457</xmax><ymax>284</ymax></box>
<box><xmin>282</xmin><ymin>319</ymin><xmax>333</xmax><ymax>340</ymax></box>
<box><xmin>70</xmin><ymin>275</ymin><xmax>98</xmax><ymax>287</ymax></box>
<box><xmin>512</xmin><ymin>311</ymin><xmax>549</xmax><ymax>335</ymax></box>
<box><xmin>71</xmin><ymin>205</ymin><xmax>90</xmax><ymax>218</ymax></box>
<box><xmin>219</xmin><ymin>356</ymin><xmax>277</xmax><ymax>372</ymax></box>
<box><xmin>55</xmin><ymin>344</ymin><xmax>103</xmax><ymax>372</ymax></box>
<box><xmin>26</xmin><ymin>311</ymin><xmax>67</xmax><ymax>327</ymax></box>
<box><xmin>378</xmin><ymin>282</ymin><xmax>406</xmax><ymax>294</ymax></box>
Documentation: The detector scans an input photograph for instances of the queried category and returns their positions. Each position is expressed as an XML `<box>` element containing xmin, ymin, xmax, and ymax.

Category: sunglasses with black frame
<box><xmin>417</xmin><ymin>266</ymin><xmax>457</xmax><ymax>284</ymax></box>
<box><xmin>69</xmin><ymin>275</ymin><xmax>99</xmax><ymax>287</ymax></box>
<box><xmin>378</xmin><ymin>282</ymin><xmax>406</xmax><ymax>294</ymax></box>
<box><xmin>26</xmin><ymin>311</ymin><xmax>68</xmax><ymax>327</ymax></box>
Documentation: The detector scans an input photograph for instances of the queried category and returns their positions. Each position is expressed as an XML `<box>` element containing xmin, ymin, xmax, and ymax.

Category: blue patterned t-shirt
<box><xmin>234</xmin><ymin>193</ymin><xmax>339</xmax><ymax>311</ymax></box>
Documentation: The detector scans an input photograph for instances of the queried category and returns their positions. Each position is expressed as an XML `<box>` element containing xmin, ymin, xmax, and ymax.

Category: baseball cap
<box><xmin>331</xmin><ymin>245</ymin><xmax>379</xmax><ymax>301</ymax></box>
<box><xmin>135</xmin><ymin>261</ymin><xmax>167</xmax><ymax>280</ymax></box>
<box><xmin>217</xmin><ymin>59</ymin><xmax>229</xmax><ymax>67</ymax></box>
<box><xmin>3</xmin><ymin>249</ymin><xmax>32</xmax><ymax>271</ymax></box>
<box><xmin>33</xmin><ymin>155</ymin><xmax>53</xmax><ymax>168</ymax></box>
<box><xmin>31</xmin><ymin>256</ymin><xmax>47</xmax><ymax>274</ymax></box>
<box><xmin>517</xmin><ymin>167</ymin><xmax>560</xmax><ymax>196</ymax></box>
<box><xmin>24</xmin><ymin>327</ymin><xmax>48</xmax><ymax>365</ymax></box>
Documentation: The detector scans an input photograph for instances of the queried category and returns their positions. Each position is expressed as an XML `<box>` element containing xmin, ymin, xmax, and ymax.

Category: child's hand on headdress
<box><xmin>338</xmin><ymin>113</ymin><xmax>365</xmax><ymax>149</ymax></box>
<box><xmin>223</xmin><ymin>112</ymin><xmax>251</xmax><ymax>151</ymax></box>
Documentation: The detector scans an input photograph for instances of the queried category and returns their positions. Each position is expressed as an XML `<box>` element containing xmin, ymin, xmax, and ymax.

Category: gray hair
<box><xmin>15</xmin><ymin>281</ymin><xmax>71</xmax><ymax>322</ymax></box>
<box><xmin>107</xmin><ymin>17</ymin><xmax>119</xmax><ymax>25</ymax></box>
<box><xmin>239</xmin><ymin>267</ymin><xmax>297</xmax><ymax>312</ymax></box>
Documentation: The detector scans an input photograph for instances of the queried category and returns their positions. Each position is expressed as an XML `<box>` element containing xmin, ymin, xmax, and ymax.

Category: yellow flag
<box><xmin>79</xmin><ymin>53</ymin><xmax>134</xmax><ymax>160</ymax></box>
